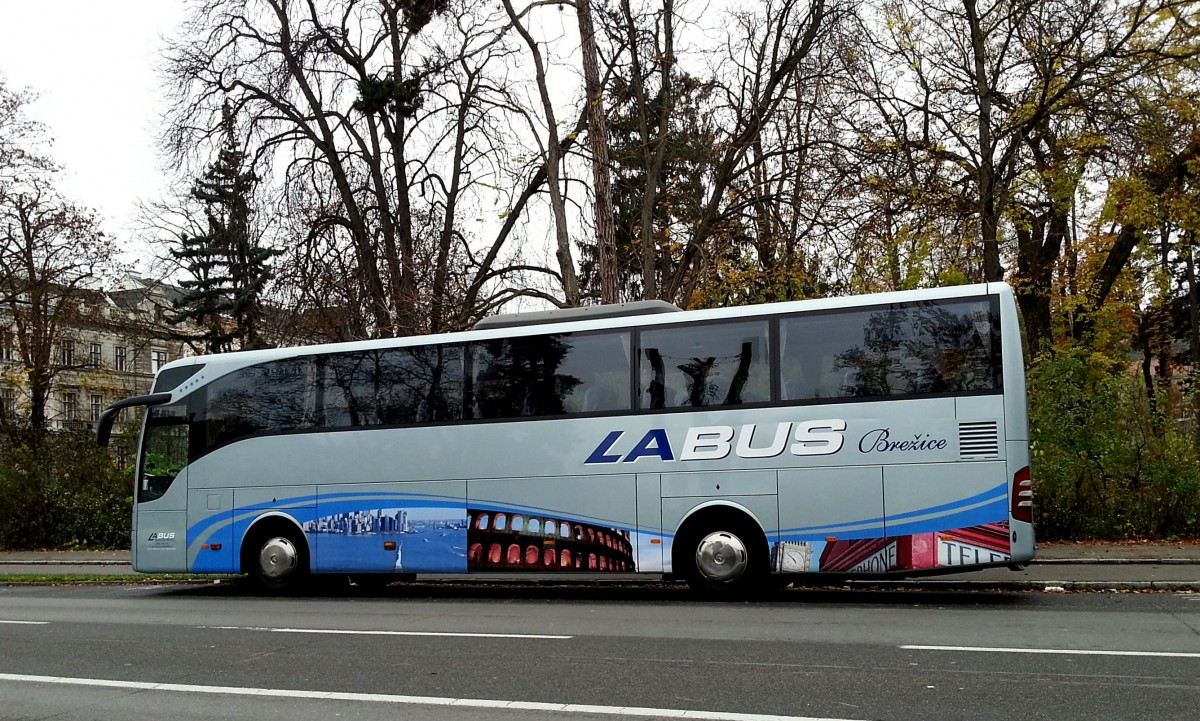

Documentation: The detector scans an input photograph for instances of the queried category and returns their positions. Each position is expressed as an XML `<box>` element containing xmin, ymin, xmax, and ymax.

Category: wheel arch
<box><xmin>239</xmin><ymin>512</ymin><xmax>309</xmax><ymax>575</ymax></box>
<box><xmin>670</xmin><ymin>501</ymin><xmax>770</xmax><ymax>574</ymax></box>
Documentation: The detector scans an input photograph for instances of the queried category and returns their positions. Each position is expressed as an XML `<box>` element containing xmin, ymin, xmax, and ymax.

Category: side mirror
<box><xmin>94</xmin><ymin>393</ymin><xmax>173</xmax><ymax>447</ymax></box>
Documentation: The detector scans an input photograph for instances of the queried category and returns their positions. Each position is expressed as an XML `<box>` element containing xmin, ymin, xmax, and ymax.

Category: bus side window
<box><xmin>640</xmin><ymin>321</ymin><xmax>769</xmax><ymax>409</ymax></box>
<box><xmin>470</xmin><ymin>333</ymin><xmax>629</xmax><ymax>420</ymax></box>
<box><xmin>557</xmin><ymin>333</ymin><xmax>630</xmax><ymax>415</ymax></box>
<box><xmin>779</xmin><ymin>318</ymin><xmax>834</xmax><ymax>400</ymax></box>
<box><xmin>780</xmin><ymin>299</ymin><xmax>1000</xmax><ymax>403</ymax></box>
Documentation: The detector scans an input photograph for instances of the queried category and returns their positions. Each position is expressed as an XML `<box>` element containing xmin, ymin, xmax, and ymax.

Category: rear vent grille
<box><xmin>959</xmin><ymin>421</ymin><xmax>1000</xmax><ymax>458</ymax></box>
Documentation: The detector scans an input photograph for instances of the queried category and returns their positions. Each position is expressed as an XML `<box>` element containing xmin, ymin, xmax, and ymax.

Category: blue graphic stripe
<box><xmin>186</xmin><ymin>491</ymin><xmax>462</xmax><ymax>541</ymax></box>
<box><xmin>882</xmin><ymin>494</ymin><xmax>1008</xmax><ymax>537</ymax></box>
<box><xmin>883</xmin><ymin>484</ymin><xmax>1007</xmax><ymax>525</ymax></box>
<box><xmin>776</xmin><ymin>483</ymin><xmax>1008</xmax><ymax>540</ymax></box>
<box><xmin>186</xmin><ymin>491</ymin><xmax>470</xmax><ymax>573</ymax></box>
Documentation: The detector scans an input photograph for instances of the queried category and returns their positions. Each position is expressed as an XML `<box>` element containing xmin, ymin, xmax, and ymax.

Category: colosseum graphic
<box><xmin>467</xmin><ymin>508</ymin><xmax>636</xmax><ymax>572</ymax></box>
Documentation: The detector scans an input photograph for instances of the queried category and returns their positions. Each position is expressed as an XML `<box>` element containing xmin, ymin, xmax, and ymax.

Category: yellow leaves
<box><xmin>1102</xmin><ymin>176</ymin><xmax>1159</xmax><ymax>229</ymax></box>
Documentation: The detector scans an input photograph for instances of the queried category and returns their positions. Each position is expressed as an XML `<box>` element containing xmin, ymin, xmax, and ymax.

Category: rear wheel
<box><xmin>676</xmin><ymin>514</ymin><xmax>769</xmax><ymax>597</ymax></box>
<box><xmin>245</xmin><ymin>526</ymin><xmax>309</xmax><ymax>593</ymax></box>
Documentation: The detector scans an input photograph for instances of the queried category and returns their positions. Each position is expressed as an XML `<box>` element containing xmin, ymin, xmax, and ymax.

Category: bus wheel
<box><xmin>246</xmin><ymin>528</ymin><xmax>309</xmax><ymax>593</ymax></box>
<box><xmin>677</xmin><ymin>516</ymin><xmax>767</xmax><ymax>597</ymax></box>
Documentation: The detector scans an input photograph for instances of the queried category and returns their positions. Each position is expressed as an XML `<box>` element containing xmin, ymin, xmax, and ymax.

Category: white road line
<box><xmin>0</xmin><ymin>620</ymin><xmax>49</xmax><ymax>625</ymax></box>
<box><xmin>199</xmin><ymin>625</ymin><xmax>571</xmax><ymax>639</ymax></box>
<box><xmin>0</xmin><ymin>672</ymin><xmax>858</xmax><ymax>721</ymax></box>
<box><xmin>902</xmin><ymin>645</ymin><xmax>1200</xmax><ymax>658</ymax></box>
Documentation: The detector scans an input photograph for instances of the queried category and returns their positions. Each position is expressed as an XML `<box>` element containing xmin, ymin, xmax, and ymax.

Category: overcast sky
<box><xmin>0</xmin><ymin>0</ymin><xmax>186</xmax><ymax>268</ymax></box>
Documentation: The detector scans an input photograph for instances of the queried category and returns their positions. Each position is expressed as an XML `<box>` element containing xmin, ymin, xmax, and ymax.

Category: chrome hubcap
<box><xmin>694</xmin><ymin>531</ymin><xmax>748</xmax><ymax>583</ymax></box>
<box><xmin>259</xmin><ymin>537</ymin><xmax>298</xmax><ymax>580</ymax></box>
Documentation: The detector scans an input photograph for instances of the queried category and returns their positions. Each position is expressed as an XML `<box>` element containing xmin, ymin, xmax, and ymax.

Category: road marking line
<box><xmin>0</xmin><ymin>620</ymin><xmax>48</xmax><ymax>625</ymax></box>
<box><xmin>0</xmin><ymin>673</ymin><xmax>858</xmax><ymax>721</ymax></box>
<box><xmin>902</xmin><ymin>645</ymin><xmax>1200</xmax><ymax>658</ymax></box>
<box><xmin>198</xmin><ymin>625</ymin><xmax>571</xmax><ymax>640</ymax></box>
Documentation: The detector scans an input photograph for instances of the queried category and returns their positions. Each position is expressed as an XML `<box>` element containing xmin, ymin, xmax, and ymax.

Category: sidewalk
<box><xmin>0</xmin><ymin>543</ymin><xmax>1198</xmax><ymax>591</ymax></box>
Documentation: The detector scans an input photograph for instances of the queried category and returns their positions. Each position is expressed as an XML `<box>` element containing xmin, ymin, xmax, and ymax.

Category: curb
<box><xmin>1032</xmin><ymin>558</ymin><xmax>1200</xmax><ymax>565</ymax></box>
<box><xmin>836</xmin><ymin>580</ymin><xmax>1200</xmax><ymax>592</ymax></box>
<box><xmin>0</xmin><ymin>560</ymin><xmax>130</xmax><ymax>566</ymax></box>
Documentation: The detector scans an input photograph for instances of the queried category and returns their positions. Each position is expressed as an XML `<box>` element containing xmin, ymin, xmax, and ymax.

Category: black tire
<box><xmin>244</xmin><ymin>524</ymin><xmax>310</xmax><ymax>594</ymax></box>
<box><xmin>675</xmin><ymin>515</ymin><xmax>769</xmax><ymax>598</ymax></box>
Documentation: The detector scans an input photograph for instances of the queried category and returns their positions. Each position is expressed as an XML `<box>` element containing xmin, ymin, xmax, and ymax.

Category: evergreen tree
<box><xmin>168</xmin><ymin>106</ymin><xmax>278</xmax><ymax>352</ymax></box>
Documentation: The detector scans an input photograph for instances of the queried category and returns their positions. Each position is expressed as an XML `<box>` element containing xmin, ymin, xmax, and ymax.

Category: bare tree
<box><xmin>663</xmin><ymin>0</ymin><xmax>835</xmax><ymax>306</ymax></box>
<box><xmin>0</xmin><ymin>179</ymin><xmax>114</xmax><ymax>438</ymax></box>
<box><xmin>501</xmin><ymin>0</ymin><xmax>582</xmax><ymax>307</ymax></box>
<box><xmin>164</xmin><ymin>0</ymin><xmax>457</xmax><ymax>337</ymax></box>
<box><xmin>608</xmin><ymin>0</ymin><xmax>679</xmax><ymax>301</ymax></box>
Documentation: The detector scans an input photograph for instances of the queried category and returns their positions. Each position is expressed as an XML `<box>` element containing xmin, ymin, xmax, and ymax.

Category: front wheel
<box><xmin>677</xmin><ymin>519</ymin><xmax>768</xmax><ymax>597</ymax></box>
<box><xmin>247</xmin><ymin>530</ymin><xmax>309</xmax><ymax>593</ymax></box>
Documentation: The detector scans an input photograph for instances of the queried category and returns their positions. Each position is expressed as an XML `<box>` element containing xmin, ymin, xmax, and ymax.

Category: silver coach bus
<box><xmin>97</xmin><ymin>283</ymin><xmax>1033</xmax><ymax>594</ymax></box>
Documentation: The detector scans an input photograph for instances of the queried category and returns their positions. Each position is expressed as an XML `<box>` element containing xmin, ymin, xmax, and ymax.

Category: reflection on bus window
<box><xmin>321</xmin><ymin>345</ymin><xmax>464</xmax><ymax>427</ymax></box>
<box><xmin>201</xmin><ymin>358</ymin><xmax>316</xmax><ymax>452</ymax></box>
<box><xmin>467</xmin><ymin>332</ymin><xmax>630</xmax><ymax>420</ymax></box>
<box><xmin>779</xmin><ymin>299</ymin><xmax>1000</xmax><ymax>401</ymax></box>
<box><xmin>639</xmin><ymin>321</ymin><xmax>770</xmax><ymax>409</ymax></box>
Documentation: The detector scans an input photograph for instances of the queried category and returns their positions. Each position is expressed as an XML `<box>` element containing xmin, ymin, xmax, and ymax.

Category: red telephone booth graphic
<box><xmin>817</xmin><ymin>522</ymin><xmax>1010</xmax><ymax>573</ymax></box>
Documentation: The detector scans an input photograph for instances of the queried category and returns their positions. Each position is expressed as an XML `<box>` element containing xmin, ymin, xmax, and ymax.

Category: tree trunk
<box><xmin>577</xmin><ymin>0</ymin><xmax>618</xmax><ymax>304</ymax></box>
<box><xmin>621</xmin><ymin>0</ymin><xmax>675</xmax><ymax>301</ymax></box>
<box><xmin>965</xmin><ymin>0</ymin><xmax>1003</xmax><ymax>282</ymax></box>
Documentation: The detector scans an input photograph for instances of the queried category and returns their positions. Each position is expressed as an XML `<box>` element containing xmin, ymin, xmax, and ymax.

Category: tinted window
<box><xmin>779</xmin><ymin>298</ymin><xmax>1000</xmax><ymax>401</ymax></box>
<box><xmin>639</xmin><ymin>320</ymin><xmax>770</xmax><ymax>409</ymax></box>
<box><xmin>199</xmin><ymin>357</ymin><xmax>316</xmax><ymax>453</ymax></box>
<box><xmin>321</xmin><ymin>345</ymin><xmax>464</xmax><ymax>427</ymax></box>
<box><xmin>467</xmin><ymin>332</ymin><xmax>630</xmax><ymax>419</ymax></box>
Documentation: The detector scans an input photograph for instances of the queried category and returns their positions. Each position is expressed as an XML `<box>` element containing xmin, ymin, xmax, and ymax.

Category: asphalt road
<box><xmin>2</xmin><ymin>581</ymin><xmax>1199</xmax><ymax>721</ymax></box>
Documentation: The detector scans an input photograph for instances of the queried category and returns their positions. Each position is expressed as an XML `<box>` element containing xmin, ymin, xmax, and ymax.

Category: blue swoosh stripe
<box><xmin>777</xmin><ymin>479</ymin><xmax>1012</xmax><ymax>537</ymax></box>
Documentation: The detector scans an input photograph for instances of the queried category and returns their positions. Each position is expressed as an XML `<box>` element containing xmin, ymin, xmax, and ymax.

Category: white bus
<box><xmin>97</xmin><ymin>283</ymin><xmax>1033</xmax><ymax>594</ymax></box>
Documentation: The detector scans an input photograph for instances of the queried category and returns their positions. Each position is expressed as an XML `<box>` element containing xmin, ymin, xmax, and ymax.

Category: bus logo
<box><xmin>147</xmin><ymin>532</ymin><xmax>176</xmax><ymax>541</ymax></box>
<box><xmin>585</xmin><ymin>420</ymin><xmax>847</xmax><ymax>464</ymax></box>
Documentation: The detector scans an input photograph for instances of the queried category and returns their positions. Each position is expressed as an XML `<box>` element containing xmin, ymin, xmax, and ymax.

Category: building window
<box><xmin>90</xmin><ymin>342</ymin><xmax>103</xmax><ymax>367</ymax></box>
<box><xmin>1</xmin><ymin>330</ymin><xmax>13</xmax><ymax>361</ymax></box>
<box><xmin>60</xmin><ymin>340</ymin><xmax>75</xmax><ymax>368</ymax></box>
<box><xmin>115</xmin><ymin>346</ymin><xmax>128</xmax><ymax>372</ymax></box>
<box><xmin>1</xmin><ymin>388</ymin><xmax>17</xmax><ymax>418</ymax></box>
<box><xmin>90</xmin><ymin>394</ymin><xmax>104</xmax><ymax>421</ymax></box>
<box><xmin>62</xmin><ymin>392</ymin><xmax>79</xmax><ymax>421</ymax></box>
<box><xmin>151</xmin><ymin>350</ymin><xmax>168</xmax><ymax>373</ymax></box>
